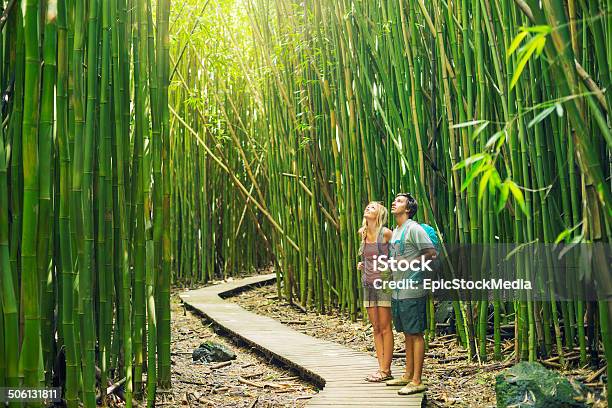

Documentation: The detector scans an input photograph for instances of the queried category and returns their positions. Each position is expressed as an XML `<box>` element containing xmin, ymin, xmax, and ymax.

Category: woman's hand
<box><xmin>357</xmin><ymin>261</ymin><xmax>364</xmax><ymax>270</ymax></box>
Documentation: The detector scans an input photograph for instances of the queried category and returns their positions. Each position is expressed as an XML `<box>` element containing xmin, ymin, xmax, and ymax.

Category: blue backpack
<box><xmin>419</xmin><ymin>223</ymin><xmax>440</xmax><ymax>253</ymax></box>
<box><xmin>396</xmin><ymin>222</ymin><xmax>440</xmax><ymax>285</ymax></box>
<box><xmin>396</xmin><ymin>222</ymin><xmax>441</xmax><ymax>255</ymax></box>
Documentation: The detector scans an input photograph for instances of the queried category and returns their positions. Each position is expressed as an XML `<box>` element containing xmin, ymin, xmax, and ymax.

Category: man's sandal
<box><xmin>385</xmin><ymin>375</ymin><xmax>411</xmax><ymax>386</ymax></box>
<box><xmin>365</xmin><ymin>370</ymin><xmax>393</xmax><ymax>382</ymax></box>
<box><xmin>398</xmin><ymin>383</ymin><xmax>428</xmax><ymax>395</ymax></box>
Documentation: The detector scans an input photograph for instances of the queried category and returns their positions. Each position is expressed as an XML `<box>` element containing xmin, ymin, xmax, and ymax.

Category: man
<box><xmin>385</xmin><ymin>193</ymin><xmax>436</xmax><ymax>395</ymax></box>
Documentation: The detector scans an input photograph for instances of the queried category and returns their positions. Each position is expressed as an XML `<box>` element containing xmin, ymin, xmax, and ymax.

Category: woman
<box><xmin>357</xmin><ymin>202</ymin><xmax>394</xmax><ymax>382</ymax></box>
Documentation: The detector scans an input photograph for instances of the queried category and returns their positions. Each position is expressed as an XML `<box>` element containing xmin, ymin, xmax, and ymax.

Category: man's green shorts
<box><xmin>391</xmin><ymin>297</ymin><xmax>427</xmax><ymax>334</ymax></box>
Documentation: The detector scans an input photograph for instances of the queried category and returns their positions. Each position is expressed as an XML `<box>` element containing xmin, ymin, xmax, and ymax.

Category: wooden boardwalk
<box><xmin>180</xmin><ymin>274</ymin><xmax>424</xmax><ymax>407</ymax></box>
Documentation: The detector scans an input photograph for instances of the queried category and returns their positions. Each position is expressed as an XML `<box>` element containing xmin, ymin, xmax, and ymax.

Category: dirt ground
<box><xmin>165</xmin><ymin>291</ymin><xmax>317</xmax><ymax>407</ymax></box>
<box><xmin>232</xmin><ymin>283</ymin><xmax>607</xmax><ymax>408</ymax></box>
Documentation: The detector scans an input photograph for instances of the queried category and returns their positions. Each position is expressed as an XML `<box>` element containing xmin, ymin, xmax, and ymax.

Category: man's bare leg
<box><xmin>397</xmin><ymin>333</ymin><xmax>427</xmax><ymax>395</ymax></box>
<box><xmin>411</xmin><ymin>333</ymin><xmax>425</xmax><ymax>385</ymax></box>
<box><xmin>404</xmin><ymin>333</ymin><xmax>414</xmax><ymax>379</ymax></box>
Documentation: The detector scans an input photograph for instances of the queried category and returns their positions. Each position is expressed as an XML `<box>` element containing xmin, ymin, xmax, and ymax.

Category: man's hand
<box><xmin>421</xmin><ymin>247</ymin><xmax>437</xmax><ymax>262</ymax></box>
<box><xmin>357</xmin><ymin>261</ymin><xmax>364</xmax><ymax>270</ymax></box>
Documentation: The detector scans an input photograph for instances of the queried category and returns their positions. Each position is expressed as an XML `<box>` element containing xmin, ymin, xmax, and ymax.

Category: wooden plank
<box><xmin>308</xmin><ymin>399</ymin><xmax>421</xmax><ymax>404</ymax></box>
<box><xmin>180</xmin><ymin>274</ymin><xmax>424</xmax><ymax>407</ymax></box>
<box><xmin>318</xmin><ymin>388</ymin><xmax>424</xmax><ymax>395</ymax></box>
<box><xmin>313</xmin><ymin>391</ymin><xmax>418</xmax><ymax>396</ymax></box>
<box><xmin>308</xmin><ymin>404</ymin><xmax>421</xmax><ymax>406</ymax></box>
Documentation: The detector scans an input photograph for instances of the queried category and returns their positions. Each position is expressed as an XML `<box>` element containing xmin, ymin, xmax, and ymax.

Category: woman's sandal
<box><xmin>365</xmin><ymin>370</ymin><xmax>393</xmax><ymax>382</ymax></box>
<box><xmin>397</xmin><ymin>382</ymin><xmax>428</xmax><ymax>395</ymax></box>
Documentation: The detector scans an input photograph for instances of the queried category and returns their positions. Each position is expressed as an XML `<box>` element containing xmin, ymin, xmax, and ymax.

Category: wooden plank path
<box><xmin>180</xmin><ymin>273</ymin><xmax>424</xmax><ymax>407</ymax></box>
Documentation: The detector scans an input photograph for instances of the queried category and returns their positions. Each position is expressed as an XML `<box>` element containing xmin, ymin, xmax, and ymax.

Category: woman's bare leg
<box><xmin>378</xmin><ymin>306</ymin><xmax>393</xmax><ymax>374</ymax></box>
<box><xmin>367</xmin><ymin>307</ymin><xmax>384</xmax><ymax>371</ymax></box>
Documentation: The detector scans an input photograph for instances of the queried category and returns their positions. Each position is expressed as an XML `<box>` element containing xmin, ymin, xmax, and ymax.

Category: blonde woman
<box><xmin>357</xmin><ymin>202</ymin><xmax>394</xmax><ymax>382</ymax></box>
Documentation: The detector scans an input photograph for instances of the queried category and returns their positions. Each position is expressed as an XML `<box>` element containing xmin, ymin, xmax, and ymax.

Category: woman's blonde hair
<box><xmin>360</xmin><ymin>201</ymin><xmax>388</xmax><ymax>243</ymax></box>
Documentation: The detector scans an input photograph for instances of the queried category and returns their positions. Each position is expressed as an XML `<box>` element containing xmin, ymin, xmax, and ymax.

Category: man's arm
<box><xmin>420</xmin><ymin>247</ymin><xmax>437</xmax><ymax>261</ymax></box>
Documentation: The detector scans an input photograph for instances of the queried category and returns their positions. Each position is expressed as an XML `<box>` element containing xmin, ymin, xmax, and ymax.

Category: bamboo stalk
<box><xmin>20</xmin><ymin>0</ymin><xmax>42</xmax><ymax>389</ymax></box>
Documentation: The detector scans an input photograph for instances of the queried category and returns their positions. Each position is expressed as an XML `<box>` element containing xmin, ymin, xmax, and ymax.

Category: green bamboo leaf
<box><xmin>452</xmin><ymin>153</ymin><xmax>487</xmax><ymax>170</ymax></box>
<box><xmin>478</xmin><ymin>168</ymin><xmax>494</xmax><ymax>202</ymax></box>
<box><xmin>509</xmin><ymin>38</ymin><xmax>540</xmax><ymax>89</ymax></box>
<box><xmin>528</xmin><ymin>105</ymin><xmax>556</xmax><ymax>128</ymax></box>
<box><xmin>461</xmin><ymin>160</ymin><xmax>489</xmax><ymax>191</ymax></box>
<box><xmin>507</xmin><ymin>180</ymin><xmax>527</xmax><ymax>215</ymax></box>
<box><xmin>496</xmin><ymin>181</ymin><xmax>510</xmax><ymax>213</ymax></box>
<box><xmin>553</xmin><ymin>222</ymin><xmax>583</xmax><ymax>244</ymax></box>
<box><xmin>452</xmin><ymin>119</ymin><xmax>487</xmax><ymax>129</ymax></box>
<box><xmin>504</xmin><ymin>240</ymin><xmax>538</xmax><ymax>261</ymax></box>
<box><xmin>534</xmin><ymin>35</ymin><xmax>546</xmax><ymax>55</ymax></box>
<box><xmin>554</xmin><ymin>229</ymin><xmax>572</xmax><ymax>244</ymax></box>
<box><xmin>522</xmin><ymin>25</ymin><xmax>552</xmax><ymax>34</ymax></box>
<box><xmin>471</xmin><ymin>121</ymin><xmax>490</xmax><ymax>140</ymax></box>
<box><xmin>489</xmin><ymin>169</ymin><xmax>502</xmax><ymax>194</ymax></box>
<box><xmin>507</xmin><ymin>30</ymin><xmax>529</xmax><ymax>58</ymax></box>
<box><xmin>558</xmin><ymin>239</ymin><xmax>584</xmax><ymax>259</ymax></box>
<box><xmin>485</xmin><ymin>130</ymin><xmax>506</xmax><ymax>150</ymax></box>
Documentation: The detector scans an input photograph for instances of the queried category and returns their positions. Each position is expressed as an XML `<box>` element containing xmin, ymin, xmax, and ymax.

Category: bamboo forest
<box><xmin>0</xmin><ymin>0</ymin><xmax>610</xmax><ymax>406</ymax></box>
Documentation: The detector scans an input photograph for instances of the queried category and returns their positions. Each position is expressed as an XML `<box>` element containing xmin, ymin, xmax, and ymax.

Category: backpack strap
<box><xmin>400</xmin><ymin>222</ymin><xmax>425</xmax><ymax>283</ymax></box>
<box><xmin>398</xmin><ymin>221</ymin><xmax>416</xmax><ymax>255</ymax></box>
<box><xmin>377</xmin><ymin>228</ymin><xmax>385</xmax><ymax>254</ymax></box>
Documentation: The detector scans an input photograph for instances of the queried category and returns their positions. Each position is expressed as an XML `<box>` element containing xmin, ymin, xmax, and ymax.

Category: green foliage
<box><xmin>169</xmin><ymin>0</ymin><xmax>610</xmax><ymax>389</ymax></box>
<box><xmin>0</xmin><ymin>0</ymin><xmax>171</xmax><ymax>404</ymax></box>
<box><xmin>507</xmin><ymin>26</ymin><xmax>551</xmax><ymax>89</ymax></box>
<box><xmin>496</xmin><ymin>362</ymin><xmax>587</xmax><ymax>408</ymax></box>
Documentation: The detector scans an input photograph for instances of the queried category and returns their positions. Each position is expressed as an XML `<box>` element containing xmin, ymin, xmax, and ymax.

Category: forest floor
<box><xmin>232</xmin><ymin>283</ymin><xmax>608</xmax><ymax>408</ymax></box>
<box><xmin>164</xmin><ymin>290</ymin><xmax>317</xmax><ymax>407</ymax></box>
